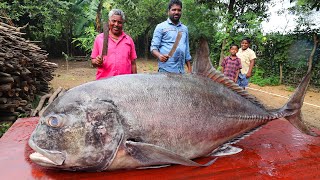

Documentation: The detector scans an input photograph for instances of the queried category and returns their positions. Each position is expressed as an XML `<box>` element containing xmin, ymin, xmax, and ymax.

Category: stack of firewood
<box><xmin>0</xmin><ymin>22</ymin><xmax>57</xmax><ymax>122</ymax></box>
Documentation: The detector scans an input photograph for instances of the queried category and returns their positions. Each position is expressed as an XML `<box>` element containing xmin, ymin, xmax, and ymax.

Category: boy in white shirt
<box><xmin>236</xmin><ymin>37</ymin><xmax>256</xmax><ymax>89</ymax></box>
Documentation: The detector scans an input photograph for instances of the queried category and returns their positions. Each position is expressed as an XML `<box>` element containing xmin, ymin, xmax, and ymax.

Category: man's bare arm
<box><xmin>152</xmin><ymin>49</ymin><xmax>169</xmax><ymax>62</ymax></box>
<box><xmin>131</xmin><ymin>60</ymin><xmax>137</xmax><ymax>74</ymax></box>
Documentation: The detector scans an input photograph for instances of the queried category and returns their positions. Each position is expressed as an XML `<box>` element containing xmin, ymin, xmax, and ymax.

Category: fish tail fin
<box><xmin>281</xmin><ymin>34</ymin><xmax>319</xmax><ymax>136</ymax></box>
<box><xmin>278</xmin><ymin>71</ymin><xmax>318</xmax><ymax>136</ymax></box>
<box><xmin>284</xmin><ymin>111</ymin><xmax>317</xmax><ymax>136</ymax></box>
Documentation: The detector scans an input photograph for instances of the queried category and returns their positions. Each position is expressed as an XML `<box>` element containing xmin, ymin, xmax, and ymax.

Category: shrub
<box><xmin>0</xmin><ymin>122</ymin><xmax>12</xmax><ymax>138</ymax></box>
<box><xmin>251</xmin><ymin>68</ymin><xmax>280</xmax><ymax>86</ymax></box>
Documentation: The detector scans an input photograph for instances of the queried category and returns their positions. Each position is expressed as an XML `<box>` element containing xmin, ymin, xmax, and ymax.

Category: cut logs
<box><xmin>0</xmin><ymin>22</ymin><xmax>58</xmax><ymax>122</ymax></box>
<box><xmin>31</xmin><ymin>87</ymin><xmax>65</xmax><ymax>117</ymax></box>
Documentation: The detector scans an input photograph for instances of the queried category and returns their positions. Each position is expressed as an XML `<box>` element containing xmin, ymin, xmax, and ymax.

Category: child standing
<box><xmin>221</xmin><ymin>44</ymin><xmax>242</xmax><ymax>82</ymax></box>
<box><xmin>236</xmin><ymin>37</ymin><xmax>256</xmax><ymax>89</ymax></box>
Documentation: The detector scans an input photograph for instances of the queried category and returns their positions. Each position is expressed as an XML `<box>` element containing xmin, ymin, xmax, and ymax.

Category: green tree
<box><xmin>110</xmin><ymin>0</ymin><xmax>167</xmax><ymax>58</ymax></box>
<box><xmin>193</xmin><ymin>0</ymin><xmax>271</xmax><ymax>65</ymax></box>
<box><xmin>72</xmin><ymin>0</ymin><xmax>112</xmax><ymax>54</ymax></box>
<box><xmin>289</xmin><ymin>0</ymin><xmax>320</xmax><ymax>33</ymax></box>
<box><xmin>0</xmin><ymin>0</ymin><xmax>70</xmax><ymax>39</ymax></box>
<box><xmin>257</xmin><ymin>33</ymin><xmax>293</xmax><ymax>84</ymax></box>
<box><xmin>291</xmin><ymin>0</ymin><xmax>320</xmax><ymax>11</ymax></box>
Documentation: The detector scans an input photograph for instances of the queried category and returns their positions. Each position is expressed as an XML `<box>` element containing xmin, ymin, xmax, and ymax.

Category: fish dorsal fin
<box><xmin>192</xmin><ymin>37</ymin><xmax>216</xmax><ymax>77</ymax></box>
<box><xmin>192</xmin><ymin>38</ymin><xmax>266</xmax><ymax>109</ymax></box>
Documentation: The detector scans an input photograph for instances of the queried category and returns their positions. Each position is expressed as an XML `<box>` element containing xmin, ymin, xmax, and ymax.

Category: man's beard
<box><xmin>169</xmin><ymin>15</ymin><xmax>180</xmax><ymax>24</ymax></box>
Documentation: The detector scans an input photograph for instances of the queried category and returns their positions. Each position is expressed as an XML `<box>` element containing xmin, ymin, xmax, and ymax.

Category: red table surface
<box><xmin>1</xmin><ymin>117</ymin><xmax>320</xmax><ymax>180</ymax></box>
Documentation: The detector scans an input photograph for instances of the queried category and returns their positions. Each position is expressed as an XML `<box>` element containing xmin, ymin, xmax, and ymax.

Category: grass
<box><xmin>285</xmin><ymin>86</ymin><xmax>295</xmax><ymax>92</ymax></box>
<box><xmin>251</xmin><ymin>69</ymin><xmax>280</xmax><ymax>87</ymax></box>
<box><xmin>0</xmin><ymin>122</ymin><xmax>13</xmax><ymax>138</ymax></box>
<box><xmin>148</xmin><ymin>64</ymin><xmax>154</xmax><ymax>72</ymax></box>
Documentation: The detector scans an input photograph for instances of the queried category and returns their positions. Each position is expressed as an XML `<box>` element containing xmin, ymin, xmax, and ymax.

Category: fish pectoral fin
<box><xmin>209</xmin><ymin>145</ymin><xmax>242</xmax><ymax>157</ymax></box>
<box><xmin>126</xmin><ymin>141</ymin><xmax>216</xmax><ymax>167</ymax></box>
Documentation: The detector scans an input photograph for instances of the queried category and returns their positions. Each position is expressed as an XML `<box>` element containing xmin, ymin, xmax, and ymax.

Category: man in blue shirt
<box><xmin>150</xmin><ymin>0</ymin><xmax>192</xmax><ymax>73</ymax></box>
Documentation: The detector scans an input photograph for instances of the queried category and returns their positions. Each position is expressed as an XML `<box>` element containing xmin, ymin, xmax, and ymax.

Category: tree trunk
<box><xmin>66</xmin><ymin>27</ymin><xmax>70</xmax><ymax>55</ymax></box>
<box><xmin>95</xmin><ymin>0</ymin><xmax>104</xmax><ymax>33</ymax></box>
<box><xmin>144</xmin><ymin>34</ymin><xmax>149</xmax><ymax>60</ymax></box>
<box><xmin>144</xmin><ymin>27</ymin><xmax>151</xmax><ymax>59</ymax></box>
<box><xmin>279</xmin><ymin>63</ymin><xmax>283</xmax><ymax>84</ymax></box>
<box><xmin>219</xmin><ymin>0</ymin><xmax>236</xmax><ymax>66</ymax></box>
<box><xmin>219</xmin><ymin>39</ymin><xmax>227</xmax><ymax>66</ymax></box>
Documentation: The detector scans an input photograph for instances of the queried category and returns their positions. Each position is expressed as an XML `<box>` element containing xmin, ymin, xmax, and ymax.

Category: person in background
<box><xmin>91</xmin><ymin>9</ymin><xmax>137</xmax><ymax>80</ymax></box>
<box><xmin>221</xmin><ymin>44</ymin><xmax>242</xmax><ymax>82</ymax></box>
<box><xmin>236</xmin><ymin>37</ymin><xmax>256</xmax><ymax>89</ymax></box>
<box><xmin>150</xmin><ymin>0</ymin><xmax>192</xmax><ymax>73</ymax></box>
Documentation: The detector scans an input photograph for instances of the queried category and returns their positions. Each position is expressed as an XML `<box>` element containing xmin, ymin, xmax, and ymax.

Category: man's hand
<box><xmin>152</xmin><ymin>50</ymin><xmax>169</xmax><ymax>62</ymax></box>
<box><xmin>92</xmin><ymin>56</ymin><xmax>103</xmax><ymax>67</ymax></box>
<box><xmin>158</xmin><ymin>54</ymin><xmax>169</xmax><ymax>62</ymax></box>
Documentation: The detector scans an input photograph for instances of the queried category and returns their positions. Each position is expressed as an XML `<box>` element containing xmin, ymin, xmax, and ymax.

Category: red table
<box><xmin>1</xmin><ymin>117</ymin><xmax>320</xmax><ymax>179</ymax></box>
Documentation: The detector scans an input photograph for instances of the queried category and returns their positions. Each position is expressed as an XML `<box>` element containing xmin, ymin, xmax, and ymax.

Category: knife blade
<box><xmin>168</xmin><ymin>31</ymin><xmax>182</xmax><ymax>57</ymax></box>
<box><xmin>101</xmin><ymin>22</ymin><xmax>109</xmax><ymax>57</ymax></box>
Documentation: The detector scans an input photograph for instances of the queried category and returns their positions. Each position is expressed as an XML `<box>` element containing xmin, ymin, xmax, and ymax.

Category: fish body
<box><xmin>28</xmin><ymin>39</ymin><xmax>316</xmax><ymax>171</ymax></box>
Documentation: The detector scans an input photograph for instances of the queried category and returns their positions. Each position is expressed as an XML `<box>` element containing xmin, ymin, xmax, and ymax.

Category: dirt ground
<box><xmin>50</xmin><ymin>58</ymin><xmax>320</xmax><ymax>130</ymax></box>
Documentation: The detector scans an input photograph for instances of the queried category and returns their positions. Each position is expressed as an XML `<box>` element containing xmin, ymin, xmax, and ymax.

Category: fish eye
<box><xmin>47</xmin><ymin>116</ymin><xmax>63</xmax><ymax>127</ymax></box>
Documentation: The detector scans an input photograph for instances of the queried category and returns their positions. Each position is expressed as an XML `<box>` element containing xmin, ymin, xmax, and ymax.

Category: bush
<box><xmin>0</xmin><ymin>122</ymin><xmax>12</xmax><ymax>138</ymax></box>
<box><xmin>251</xmin><ymin>68</ymin><xmax>280</xmax><ymax>86</ymax></box>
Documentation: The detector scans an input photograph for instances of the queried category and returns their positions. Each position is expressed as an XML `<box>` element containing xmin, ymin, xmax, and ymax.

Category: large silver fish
<box><xmin>28</xmin><ymin>39</ymin><xmax>317</xmax><ymax>172</ymax></box>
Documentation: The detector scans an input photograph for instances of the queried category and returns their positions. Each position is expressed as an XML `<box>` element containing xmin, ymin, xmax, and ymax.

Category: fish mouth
<box><xmin>28</xmin><ymin>138</ymin><xmax>66</xmax><ymax>167</ymax></box>
<box><xmin>29</xmin><ymin>152</ymin><xmax>62</xmax><ymax>167</ymax></box>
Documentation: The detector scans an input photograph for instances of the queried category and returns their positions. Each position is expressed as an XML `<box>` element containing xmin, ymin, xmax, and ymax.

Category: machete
<box><xmin>168</xmin><ymin>31</ymin><xmax>182</xmax><ymax>57</ymax></box>
<box><xmin>102</xmin><ymin>22</ymin><xmax>109</xmax><ymax>57</ymax></box>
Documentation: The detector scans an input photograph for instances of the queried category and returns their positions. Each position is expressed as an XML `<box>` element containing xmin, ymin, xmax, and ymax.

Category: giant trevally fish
<box><xmin>28</xmin><ymin>39</ymin><xmax>317</xmax><ymax>172</ymax></box>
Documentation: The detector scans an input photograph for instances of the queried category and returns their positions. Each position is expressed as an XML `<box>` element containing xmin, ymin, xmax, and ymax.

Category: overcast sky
<box><xmin>261</xmin><ymin>0</ymin><xmax>320</xmax><ymax>34</ymax></box>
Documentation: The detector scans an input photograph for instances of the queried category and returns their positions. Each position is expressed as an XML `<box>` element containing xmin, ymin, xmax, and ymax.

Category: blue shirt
<box><xmin>150</xmin><ymin>18</ymin><xmax>192</xmax><ymax>73</ymax></box>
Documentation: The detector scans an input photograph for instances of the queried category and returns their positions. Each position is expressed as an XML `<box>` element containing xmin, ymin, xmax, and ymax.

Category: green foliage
<box><xmin>62</xmin><ymin>52</ymin><xmax>70</xmax><ymax>60</ymax></box>
<box><xmin>72</xmin><ymin>26</ymin><xmax>98</xmax><ymax>53</ymax></box>
<box><xmin>286</xmin><ymin>86</ymin><xmax>295</xmax><ymax>92</ymax></box>
<box><xmin>18</xmin><ymin>113</ymin><xmax>28</xmax><ymax>118</ymax></box>
<box><xmin>313</xmin><ymin>60</ymin><xmax>320</xmax><ymax>88</ymax></box>
<box><xmin>289</xmin><ymin>0</ymin><xmax>320</xmax><ymax>33</ymax></box>
<box><xmin>257</xmin><ymin>33</ymin><xmax>294</xmax><ymax>78</ymax></box>
<box><xmin>183</xmin><ymin>0</ymin><xmax>223</xmax><ymax>61</ymax></box>
<box><xmin>31</xmin><ymin>95</ymin><xmax>41</xmax><ymax>109</ymax></box>
<box><xmin>0</xmin><ymin>122</ymin><xmax>12</xmax><ymax>138</ymax></box>
<box><xmin>188</xmin><ymin>0</ymin><xmax>270</xmax><ymax>65</ymax></box>
<box><xmin>251</xmin><ymin>68</ymin><xmax>280</xmax><ymax>86</ymax></box>
<box><xmin>2</xmin><ymin>0</ymin><xmax>319</xmax><ymax>89</ymax></box>
<box><xmin>112</xmin><ymin>0</ymin><xmax>167</xmax><ymax>39</ymax></box>
<box><xmin>72</xmin><ymin>0</ymin><xmax>107</xmax><ymax>36</ymax></box>
<box><xmin>292</xmin><ymin>0</ymin><xmax>320</xmax><ymax>11</ymax></box>
<box><xmin>254</xmin><ymin>32</ymin><xmax>320</xmax><ymax>88</ymax></box>
<box><xmin>216</xmin><ymin>66</ymin><xmax>222</xmax><ymax>71</ymax></box>
<box><xmin>281</xmin><ymin>34</ymin><xmax>319</xmax><ymax>87</ymax></box>
<box><xmin>184</xmin><ymin>1</ymin><xmax>220</xmax><ymax>39</ymax></box>
<box><xmin>148</xmin><ymin>64</ymin><xmax>154</xmax><ymax>72</ymax></box>
<box><xmin>1</xmin><ymin>0</ymin><xmax>71</xmax><ymax>40</ymax></box>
